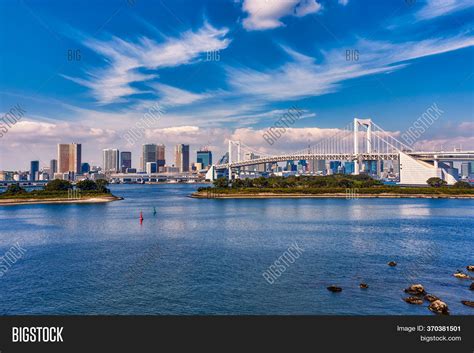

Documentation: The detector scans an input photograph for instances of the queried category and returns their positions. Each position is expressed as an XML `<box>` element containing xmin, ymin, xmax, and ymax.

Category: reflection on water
<box><xmin>0</xmin><ymin>184</ymin><xmax>473</xmax><ymax>315</ymax></box>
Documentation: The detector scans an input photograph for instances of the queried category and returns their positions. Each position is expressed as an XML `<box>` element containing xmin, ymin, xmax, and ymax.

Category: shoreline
<box><xmin>191</xmin><ymin>192</ymin><xmax>474</xmax><ymax>199</ymax></box>
<box><xmin>0</xmin><ymin>195</ymin><xmax>123</xmax><ymax>206</ymax></box>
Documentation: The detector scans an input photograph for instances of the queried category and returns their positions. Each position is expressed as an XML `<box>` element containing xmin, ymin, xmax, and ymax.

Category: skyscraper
<box><xmin>30</xmin><ymin>161</ymin><xmax>39</xmax><ymax>181</ymax></box>
<box><xmin>141</xmin><ymin>144</ymin><xmax>157</xmax><ymax>172</ymax></box>
<box><xmin>156</xmin><ymin>144</ymin><xmax>165</xmax><ymax>169</ymax></box>
<box><xmin>120</xmin><ymin>151</ymin><xmax>132</xmax><ymax>173</ymax></box>
<box><xmin>58</xmin><ymin>143</ymin><xmax>81</xmax><ymax>173</ymax></box>
<box><xmin>175</xmin><ymin>144</ymin><xmax>190</xmax><ymax>172</ymax></box>
<box><xmin>49</xmin><ymin>159</ymin><xmax>57</xmax><ymax>179</ymax></box>
<box><xmin>81</xmin><ymin>163</ymin><xmax>90</xmax><ymax>173</ymax></box>
<box><xmin>103</xmin><ymin>149</ymin><xmax>120</xmax><ymax>173</ymax></box>
<box><xmin>196</xmin><ymin>150</ymin><xmax>212</xmax><ymax>169</ymax></box>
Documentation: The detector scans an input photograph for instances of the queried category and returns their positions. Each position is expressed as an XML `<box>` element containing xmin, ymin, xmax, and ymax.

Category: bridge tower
<box><xmin>353</xmin><ymin>118</ymin><xmax>373</xmax><ymax>175</ymax></box>
<box><xmin>227</xmin><ymin>140</ymin><xmax>241</xmax><ymax>180</ymax></box>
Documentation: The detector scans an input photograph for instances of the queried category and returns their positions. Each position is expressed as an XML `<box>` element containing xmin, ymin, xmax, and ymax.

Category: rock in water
<box><xmin>467</xmin><ymin>265</ymin><xmax>474</xmax><ymax>272</ymax></box>
<box><xmin>327</xmin><ymin>285</ymin><xmax>342</xmax><ymax>292</ymax></box>
<box><xmin>424</xmin><ymin>294</ymin><xmax>439</xmax><ymax>302</ymax></box>
<box><xmin>429</xmin><ymin>300</ymin><xmax>449</xmax><ymax>315</ymax></box>
<box><xmin>359</xmin><ymin>283</ymin><xmax>369</xmax><ymax>289</ymax></box>
<box><xmin>388</xmin><ymin>261</ymin><xmax>397</xmax><ymax>267</ymax></box>
<box><xmin>470</xmin><ymin>283</ymin><xmax>474</xmax><ymax>290</ymax></box>
<box><xmin>461</xmin><ymin>300</ymin><xmax>474</xmax><ymax>308</ymax></box>
<box><xmin>404</xmin><ymin>284</ymin><xmax>426</xmax><ymax>295</ymax></box>
<box><xmin>453</xmin><ymin>272</ymin><xmax>470</xmax><ymax>279</ymax></box>
<box><xmin>404</xmin><ymin>297</ymin><xmax>423</xmax><ymax>305</ymax></box>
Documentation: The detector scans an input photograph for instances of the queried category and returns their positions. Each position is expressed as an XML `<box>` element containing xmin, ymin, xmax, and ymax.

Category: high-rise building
<box><xmin>141</xmin><ymin>144</ymin><xmax>160</xmax><ymax>172</ymax></box>
<box><xmin>49</xmin><ymin>159</ymin><xmax>58</xmax><ymax>179</ymax></box>
<box><xmin>58</xmin><ymin>143</ymin><xmax>81</xmax><ymax>173</ymax></box>
<box><xmin>30</xmin><ymin>161</ymin><xmax>39</xmax><ymax>181</ymax></box>
<box><xmin>196</xmin><ymin>150</ymin><xmax>212</xmax><ymax>169</ymax></box>
<box><xmin>120</xmin><ymin>151</ymin><xmax>132</xmax><ymax>173</ymax></box>
<box><xmin>103</xmin><ymin>149</ymin><xmax>120</xmax><ymax>173</ymax></box>
<box><xmin>81</xmin><ymin>163</ymin><xmax>90</xmax><ymax>174</ymax></box>
<box><xmin>156</xmin><ymin>144</ymin><xmax>165</xmax><ymax>169</ymax></box>
<box><xmin>175</xmin><ymin>144</ymin><xmax>190</xmax><ymax>172</ymax></box>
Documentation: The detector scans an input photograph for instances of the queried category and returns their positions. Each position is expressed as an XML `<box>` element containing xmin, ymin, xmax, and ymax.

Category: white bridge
<box><xmin>209</xmin><ymin>118</ymin><xmax>474</xmax><ymax>185</ymax></box>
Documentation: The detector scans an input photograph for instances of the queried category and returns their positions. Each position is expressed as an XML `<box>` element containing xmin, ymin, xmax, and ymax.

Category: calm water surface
<box><xmin>0</xmin><ymin>184</ymin><xmax>473</xmax><ymax>315</ymax></box>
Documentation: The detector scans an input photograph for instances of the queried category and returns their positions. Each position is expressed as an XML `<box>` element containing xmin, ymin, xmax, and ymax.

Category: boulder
<box><xmin>429</xmin><ymin>300</ymin><xmax>449</xmax><ymax>315</ymax></box>
<box><xmin>424</xmin><ymin>294</ymin><xmax>439</xmax><ymax>302</ymax></box>
<box><xmin>461</xmin><ymin>300</ymin><xmax>474</xmax><ymax>308</ymax></box>
<box><xmin>404</xmin><ymin>284</ymin><xmax>426</xmax><ymax>295</ymax></box>
<box><xmin>327</xmin><ymin>285</ymin><xmax>342</xmax><ymax>292</ymax></box>
<box><xmin>404</xmin><ymin>297</ymin><xmax>423</xmax><ymax>305</ymax></box>
<box><xmin>453</xmin><ymin>272</ymin><xmax>470</xmax><ymax>279</ymax></box>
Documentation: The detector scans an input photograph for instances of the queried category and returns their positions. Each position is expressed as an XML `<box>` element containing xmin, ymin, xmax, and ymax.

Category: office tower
<box><xmin>49</xmin><ymin>159</ymin><xmax>58</xmax><ymax>179</ymax></box>
<box><xmin>103</xmin><ymin>149</ymin><xmax>120</xmax><ymax>173</ymax></box>
<box><xmin>146</xmin><ymin>162</ymin><xmax>157</xmax><ymax>174</ymax></box>
<box><xmin>461</xmin><ymin>162</ymin><xmax>472</xmax><ymax>178</ymax></box>
<box><xmin>30</xmin><ymin>160</ymin><xmax>39</xmax><ymax>181</ymax></box>
<box><xmin>81</xmin><ymin>163</ymin><xmax>90</xmax><ymax>173</ymax></box>
<box><xmin>156</xmin><ymin>144</ymin><xmax>165</xmax><ymax>169</ymax></box>
<box><xmin>58</xmin><ymin>143</ymin><xmax>81</xmax><ymax>173</ymax></box>
<box><xmin>344</xmin><ymin>161</ymin><xmax>355</xmax><ymax>175</ymax></box>
<box><xmin>175</xmin><ymin>144</ymin><xmax>190</xmax><ymax>172</ymax></box>
<box><xmin>141</xmin><ymin>144</ymin><xmax>157</xmax><ymax>172</ymax></box>
<box><xmin>120</xmin><ymin>151</ymin><xmax>132</xmax><ymax>173</ymax></box>
<box><xmin>196</xmin><ymin>150</ymin><xmax>212</xmax><ymax>169</ymax></box>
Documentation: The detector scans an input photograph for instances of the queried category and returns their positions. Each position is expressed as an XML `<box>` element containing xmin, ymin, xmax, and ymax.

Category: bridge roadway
<box><xmin>214</xmin><ymin>151</ymin><xmax>474</xmax><ymax>170</ymax></box>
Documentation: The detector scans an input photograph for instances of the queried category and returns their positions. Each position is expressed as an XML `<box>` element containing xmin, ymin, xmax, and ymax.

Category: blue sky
<box><xmin>0</xmin><ymin>0</ymin><xmax>473</xmax><ymax>170</ymax></box>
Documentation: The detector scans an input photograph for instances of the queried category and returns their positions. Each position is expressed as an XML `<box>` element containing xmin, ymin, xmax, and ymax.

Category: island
<box><xmin>192</xmin><ymin>175</ymin><xmax>474</xmax><ymax>199</ymax></box>
<box><xmin>0</xmin><ymin>179</ymin><xmax>123</xmax><ymax>206</ymax></box>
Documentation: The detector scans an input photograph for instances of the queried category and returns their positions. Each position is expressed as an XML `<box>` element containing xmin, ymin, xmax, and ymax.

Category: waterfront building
<box><xmin>330</xmin><ymin>161</ymin><xmax>341</xmax><ymax>174</ymax></box>
<box><xmin>196</xmin><ymin>150</ymin><xmax>212</xmax><ymax>169</ymax></box>
<box><xmin>461</xmin><ymin>162</ymin><xmax>473</xmax><ymax>178</ymax></box>
<box><xmin>120</xmin><ymin>151</ymin><xmax>132</xmax><ymax>173</ymax></box>
<box><xmin>103</xmin><ymin>149</ymin><xmax>120</xmax><ymax>173</ymax></box>
<box><xmin>175</xmin><ymin>144</ymin><xmax>190</xmax><ymax>172</ymax></box>
<box><xmin>81</xmin><ymin>163</ymin><xmax>90</xmax><ymax>174</ymax></box>
<box><xmin>344</xmin><ymin>161</ymin><xmax>355</xmax><ymax>174</ymax></box>
<box><xmin>58</xmin><ymin>143</ymin><xmax>81</xmax><ymax>174</ymax></box>
<box><xmin>146</xmin><ymin>162</ymin><xmax>157</xmax><ymax>174</ymax></box>
<box><xmin>30</xmin><ymin>160</ymin><xmax>39</xmax><ymax>181</ymax></box>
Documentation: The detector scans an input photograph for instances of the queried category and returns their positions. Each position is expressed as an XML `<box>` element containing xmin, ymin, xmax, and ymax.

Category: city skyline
<box><xmin>0</xmin><ymin>0</ymin><xmax>473</xmax><ymax>170</ymax></box>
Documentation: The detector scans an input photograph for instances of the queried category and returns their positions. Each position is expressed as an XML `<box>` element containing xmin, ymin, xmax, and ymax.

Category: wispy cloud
<box><xmin>62</xmin><ymin>23</ymin><xmax>230</xmax><ymax>104</ymax></box>
<box><xmin>242</xmin><ymin>0</ymin><xmax>322</xmax><ymax>31</ymax></box>
<box><xmin>415</xmin><ymin>0</ymin><xmax>473</xmax><ymax>21</ymax></box>
<box><xmin>227</xmin><ymin>33</ymin><xmax>474</xmax><ymax>101</ymax></box>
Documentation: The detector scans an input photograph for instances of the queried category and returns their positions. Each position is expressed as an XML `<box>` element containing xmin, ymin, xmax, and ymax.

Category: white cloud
<box><xmin>242</xmin><ymin>0</ymin><xmax>322</xmax><ymax>30</ymax></box>
<box><xmin>149</xmin><ymin>83</ymin><xmax>213</xmax><ymax>107</ymax></box>
<box><xmin>227</xmin><ymin>33</ymin><xmax>474</xmax><ymax>101</ymax></box>
<box><xmin>415</xmin><ymin>0</ymin><xmax>473</xmax><ymax>21</ymax></box>
<box><xmin>338</xmin><ymin>0</ymin><xmax>349</xmax><ymax>6</ymax></box>
<box><xmin>63</xmin><ymin>23</ymin><xmax>230</xmax><ymax>104</ymax></box>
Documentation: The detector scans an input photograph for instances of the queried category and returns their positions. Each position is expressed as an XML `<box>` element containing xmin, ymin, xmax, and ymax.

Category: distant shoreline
<box><xmin>0</xmin><ymin>195</ymin><xmax>123</xmax><ymax>206</ymax></box>
<box><xmin>191</xmin><ymin>192</ymin><xmax>474</xmax><ymax>199</ymax></box>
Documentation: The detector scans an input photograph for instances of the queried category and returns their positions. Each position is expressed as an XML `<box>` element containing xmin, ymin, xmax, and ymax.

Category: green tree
<box><xmin>76</xmin><ymin>179</ymin><xmax>98</xmax><ymax>191</ymax></box>
<box><xmin>213</xmin><ymin>177</ymin><xmax>229</xmax><ymax>188</ymax></box>
<box><xmin>453</xmin><ymin>180</ymin><xmax>471</xmax><ymax>188</ymax></box>
<box><xmin>95</xmin><ymin>179</ymin><xmax>110</xmax><ymax>193</ymax></box>
<box><xmin>45</xmin><ymin>179</ymin><xmax>72</xmax><ymax>191</ymax></box>
<box><xmin>426</xmin><ymin>177</ymin><xmax>447</xmax><ymax>187</ymax></box>
<box><xmin>4</xmin><ymin>183</ymin><xmax>26</xmax><ymax>195</ymax></box>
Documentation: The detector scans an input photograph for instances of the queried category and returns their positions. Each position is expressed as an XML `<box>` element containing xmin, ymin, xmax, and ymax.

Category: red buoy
<box><xmin>139</xmin><ymin>211</ymin><xmax>144</xmax><ymax>223</ymax></box>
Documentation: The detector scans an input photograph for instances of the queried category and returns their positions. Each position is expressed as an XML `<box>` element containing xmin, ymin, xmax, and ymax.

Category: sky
<box><xmin>0</xmin><ymin>0</ymin><xmax>473</xmax><ymax>170</ymax></box>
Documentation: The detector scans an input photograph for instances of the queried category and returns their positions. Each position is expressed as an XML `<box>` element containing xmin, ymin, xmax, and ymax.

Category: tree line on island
<box><xmin>198</xmin><ymin>175</ymin><xmax>472</xmax><ymax>195</ymax></box>
<box><xmin>0</xmin><ymin>179</ymin><xmax>110</xmax><ymax>199</ymax></box>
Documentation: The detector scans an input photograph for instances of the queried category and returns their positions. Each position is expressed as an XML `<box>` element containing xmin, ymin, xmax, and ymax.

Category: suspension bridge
<box><xmin>208</xmin><ymin>118</ymin><xmax>474</xmax><ymax>185</ymax></box>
